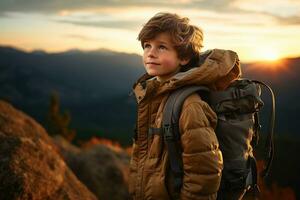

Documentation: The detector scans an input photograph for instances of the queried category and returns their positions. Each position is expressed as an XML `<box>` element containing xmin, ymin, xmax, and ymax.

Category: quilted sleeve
<box><xmin>179</xmin><ymin>95</ymin><xmax>223</xmax><ymax>200</ymax></box>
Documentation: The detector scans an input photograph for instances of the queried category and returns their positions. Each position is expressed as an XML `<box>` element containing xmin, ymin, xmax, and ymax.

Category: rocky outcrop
<box><xmin>54</xmin><ymin>136</ymin><xmax>131</xmax><ymax>200</ymax></box>
<box><xmin>0</xmin><ymin>100</ymin><xmax>97</xmax><ymax>200</ymax></box>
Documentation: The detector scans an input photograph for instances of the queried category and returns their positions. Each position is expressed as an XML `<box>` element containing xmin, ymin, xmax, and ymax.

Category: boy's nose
<box><xmin>147</xmin><ymin>48</ymin><xmax>158</xmax><ymax>58</ymax></box>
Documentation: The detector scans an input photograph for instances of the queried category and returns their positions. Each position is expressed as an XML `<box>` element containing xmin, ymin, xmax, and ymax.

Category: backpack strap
<box><xmin>252</xmin><ymin>80</ymin><xmax>276</xmax><ymax>178</ymax></box>
<box><xmin>209</xmin><ymin>79</ymin><xmax>262</xmax><ymax>110</ymax></box>
<box><xmin>162</xmin><ymin>85</ymin><xmax>210</xmax><ymax>192</ymax></box>
<box><xmin>148</xmin><ymin>127</ymin><xmax>163</xmax><ymax>137</ymax></box>
<box><xmin>210</xmin><ymin>84</ymin><xmax>260</xmax><ymax>107</ymax></box>
<box><xmin>251</xmin><ymin>112</ymin><xmax>261</xmax><ymax>148</ymax></box>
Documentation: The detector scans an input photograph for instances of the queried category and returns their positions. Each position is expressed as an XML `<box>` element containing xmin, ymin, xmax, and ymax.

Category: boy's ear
<box><xmin>180</xmin><ymin>58</ymin><xmax>190</xmax><ymax>66</ymax></box>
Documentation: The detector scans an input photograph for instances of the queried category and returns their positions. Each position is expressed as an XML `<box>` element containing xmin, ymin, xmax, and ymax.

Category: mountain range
<box><xmin>0</xmin><ymin>45</ymin><xmax>299</xmax><ymax>145</ymax></box>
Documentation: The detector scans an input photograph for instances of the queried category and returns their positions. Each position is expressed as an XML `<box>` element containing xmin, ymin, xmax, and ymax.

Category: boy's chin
<box><xmin>146</xmin><ymin>71</ymin><xmax>160</xmax><ymax>76</ymax></box>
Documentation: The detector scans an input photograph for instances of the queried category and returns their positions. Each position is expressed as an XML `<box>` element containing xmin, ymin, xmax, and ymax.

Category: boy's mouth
<box><xmin>146</xmin><ymin>62</ymin><xmax>160</xmax><ymax>65</ymax></box>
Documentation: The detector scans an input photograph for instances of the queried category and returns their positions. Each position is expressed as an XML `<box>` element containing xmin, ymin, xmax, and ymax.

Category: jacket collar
<box><xmin>133</xmin><ymin>49</ymin><xmax>241</xmax><ymax>104</ymax></box>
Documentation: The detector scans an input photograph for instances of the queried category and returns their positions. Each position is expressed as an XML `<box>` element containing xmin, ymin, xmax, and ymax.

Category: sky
<box><xmin>1</xmin><ymin>0</ymin><xmax>300</xmax><ymax>62</ymax></box>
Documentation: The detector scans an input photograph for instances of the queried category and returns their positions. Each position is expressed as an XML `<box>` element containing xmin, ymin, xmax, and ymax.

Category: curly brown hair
<box><xmin>138</xmin><ymin>12</ymin><xmax>204</xmax><ymax>70</ymax></box>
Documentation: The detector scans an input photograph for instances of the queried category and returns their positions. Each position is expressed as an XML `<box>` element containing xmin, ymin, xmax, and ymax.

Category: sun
<box><xmin>256</xmin><ymin>47</ymin><xmax>280</xmax><ymax>61</ymax></box>
<box><xmin>249</xmin><ymin>47</ymin><xmax>287</xmax><ymax>72</ymax></box>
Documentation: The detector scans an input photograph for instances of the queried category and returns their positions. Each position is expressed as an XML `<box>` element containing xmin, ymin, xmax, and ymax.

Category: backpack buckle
<box><xmin>163</xmin><ymin>124</ymin><xmax>174</xmax><ymax>141</ymax></box>
<box><xmin>233</xmin><ymin>88</ymin><xmax>241</xmax><ymax>99</ymax></box>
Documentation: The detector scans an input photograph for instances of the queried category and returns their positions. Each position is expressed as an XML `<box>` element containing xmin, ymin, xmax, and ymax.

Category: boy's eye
<box><xmin>144</xmin><ymin>43</ymin><xmax>151</xmax><ymax>49</ymax></box>
<box><xmin>159</xmin><ymin>45</ymin><xmax>167</xmax><ymax>50</ymax></box>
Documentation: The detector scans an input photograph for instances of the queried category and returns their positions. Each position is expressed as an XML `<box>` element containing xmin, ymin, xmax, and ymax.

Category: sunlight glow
<box><xmin>256</xmin><ymin>47</ymin><xmax>280</xmax><ymax>61</ymax></box>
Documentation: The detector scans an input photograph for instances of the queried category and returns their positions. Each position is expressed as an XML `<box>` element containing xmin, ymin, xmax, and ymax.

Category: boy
<box><xmin>129</xmin><ymin>12</ymin><xmax>241</xmax><ymax>200</ymax></box>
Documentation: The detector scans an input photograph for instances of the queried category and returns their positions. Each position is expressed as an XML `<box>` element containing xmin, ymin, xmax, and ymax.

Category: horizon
<box><xmin>1</xmin><ymin>0</ymin><xmax>300</xmax><ymax>62</ymax></box>
<box><xmin>2</xmin><ymin>44</ymin><xmax>300</xmax><ymax>65</ymax></box>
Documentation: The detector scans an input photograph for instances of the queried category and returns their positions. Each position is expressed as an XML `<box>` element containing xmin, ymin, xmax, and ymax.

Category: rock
<box><xmin>0</xmin><ymin>100</ymin><xmax>97</xmax><ymax>200</ymax></box>
<box><xmin>54</xmin><ymin>136</ymin><xmax>131</xmax><ymax>200</ymax></box>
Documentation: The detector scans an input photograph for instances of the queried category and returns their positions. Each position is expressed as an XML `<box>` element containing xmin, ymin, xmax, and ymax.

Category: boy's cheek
<box><xmin>161</xmin><ymin>59</ymin><xmax>178</xmax><ymax>69</ymax></box>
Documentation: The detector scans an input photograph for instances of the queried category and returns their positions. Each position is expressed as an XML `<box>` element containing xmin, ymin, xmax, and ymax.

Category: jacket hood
<box><xmin>133</xmin><ymin>49</ymin><xmax>241</xmax><ymax>103</ymax></box>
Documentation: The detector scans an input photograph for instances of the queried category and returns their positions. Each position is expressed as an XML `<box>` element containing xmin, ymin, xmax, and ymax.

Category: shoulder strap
<box><xmin>162</xmin><ymin>85</ymin><xmax>210</xmax><ymax>191</ymax></box>
<box><xmin>252</xmin><ymin>80</ymin><xmax>276</xmax><ymax>178</ymax></box>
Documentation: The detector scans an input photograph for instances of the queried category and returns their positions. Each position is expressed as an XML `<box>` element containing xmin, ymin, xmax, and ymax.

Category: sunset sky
<box><xmin>1</xmin><ymin>0</ymin><xmax>300</xmax><ymax>62</ymax></box>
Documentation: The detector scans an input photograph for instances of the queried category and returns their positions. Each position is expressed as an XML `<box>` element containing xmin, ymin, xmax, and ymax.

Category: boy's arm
<box><xmin>178</xmin><ymin>94</ymin><xmax>223</xmax><ymax>200</ymax></box>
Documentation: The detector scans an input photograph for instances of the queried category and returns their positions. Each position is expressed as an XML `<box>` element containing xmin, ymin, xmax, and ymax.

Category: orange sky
<box><xmin>1</xmin><ymin>0</ymin><xmax>300</xmax><ymax>62</ymax></box>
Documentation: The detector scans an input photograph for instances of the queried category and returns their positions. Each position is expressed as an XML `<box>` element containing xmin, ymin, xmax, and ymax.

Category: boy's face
<box><xmin>142</xmin><ymin>32</ymin><xmax>189</xmax><ymax>82</ymax></box>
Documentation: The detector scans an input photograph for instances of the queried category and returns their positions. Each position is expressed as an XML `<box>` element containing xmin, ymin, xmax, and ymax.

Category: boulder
<box><xmin>0</xmin><ymin>100</ymin><xmax>97</xmax><ymax>200</ymax></box>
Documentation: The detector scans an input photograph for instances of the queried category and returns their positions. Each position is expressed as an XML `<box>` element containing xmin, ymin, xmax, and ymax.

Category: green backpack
<box><xmin>151</xmin><ymin>79</ymin><xmax>275</xmax><ymax>199</ymax></box>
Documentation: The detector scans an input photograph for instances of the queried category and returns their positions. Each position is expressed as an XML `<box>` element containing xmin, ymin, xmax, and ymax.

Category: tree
<box><xmin>47</xmin><ymin>91</ymin><xmax>76</xmax><ymax>142</ymax></box>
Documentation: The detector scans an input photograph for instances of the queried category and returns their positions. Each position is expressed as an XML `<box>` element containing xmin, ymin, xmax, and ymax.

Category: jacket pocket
<box><xmin>144</xmin><ymin>171</ymin><xmax>170</xmax><ymax>200</ymax></box>
<box><xmin>144</xmin><ymin>134</ymin><xmax>164</xmax><ymax>171</ymax></box>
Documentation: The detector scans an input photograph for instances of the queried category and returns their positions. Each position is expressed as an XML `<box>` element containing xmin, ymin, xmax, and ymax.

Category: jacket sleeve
<box><xmin>179</xmin><ymin>95</ymin><xmax>223</xmax><ymax>200</ymax></box>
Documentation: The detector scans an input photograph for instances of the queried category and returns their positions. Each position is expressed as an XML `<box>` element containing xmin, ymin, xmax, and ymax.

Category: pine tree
<box><xmin>47</xmin><ymin>91</ymin><xmax>76</xmax><ymax>142</ymax></box>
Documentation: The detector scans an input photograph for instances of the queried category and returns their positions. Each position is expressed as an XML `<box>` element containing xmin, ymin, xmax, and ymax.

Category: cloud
<box><xmin>274</xmin><ymin>15</ymin><xmax>300</xmax><ymax>25</ymax></box>
<box><xmin>0</xmin><ymin>0</ymin><xmax>238</xmax><ymax>14</ymax></box>
<box><xmin>186</xmin><ymin>0</ymin><xmax>238</xmax><ymax>11</ymax></box>
<box><xmin>56</xmin><ymin>19</ymin><xmax>143</xmax><ymax>30</ymax></box>
<box><xmin>1</xmin><ymin>0</ymin><xmax>299</xmax><ymax>24</ymax></box>
<box><xmin>1</xmin><ymin>0</ymin><xmax>300</xmax><ymax>31</ymax></box>
<box><xmin>65</xmin><ymin>34</ymin><xmax>100</xmax><ymax>42</ymax></box>
<box><xmin>0</xmin><ymin>12</ymin><xmax>10</xmax><ymax>18</ymax></box>
<box><xmin>232</xmin><ymin>0</ymin><xmax>300</xmax><ymax>24</ymax></box>
<box><xmin>232</xmin><ymin>9</ymin><xmax>300</xmax><ymax>25</ymax></box>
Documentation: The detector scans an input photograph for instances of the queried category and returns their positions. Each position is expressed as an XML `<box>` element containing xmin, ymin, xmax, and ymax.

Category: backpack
<box><xmin>153</xmin><ymin>79</ymin><xmax>275</xmax><ymax>200</ymax></box>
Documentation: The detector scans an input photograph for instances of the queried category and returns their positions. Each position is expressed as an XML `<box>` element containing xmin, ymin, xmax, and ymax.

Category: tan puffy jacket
<box><xmin>129</xmin><ymin>49</ymin><xmax>242</xmax><ymax>200</ymax></box>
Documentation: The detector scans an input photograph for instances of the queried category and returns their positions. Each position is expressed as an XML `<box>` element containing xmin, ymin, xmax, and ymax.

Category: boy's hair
<box><xmin>138</xmin><ymin>12</ymin><xmax>203</xmax><ymax>70</ymax></box>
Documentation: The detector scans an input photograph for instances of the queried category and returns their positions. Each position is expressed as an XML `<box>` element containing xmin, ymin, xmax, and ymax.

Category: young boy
<box><xmin>129</xmin><ymin>12</ymin><xmax>241</xmax><ymax>200</ymax></box>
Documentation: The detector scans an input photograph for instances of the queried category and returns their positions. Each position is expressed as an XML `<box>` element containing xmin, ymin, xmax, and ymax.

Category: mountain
<box><xmin>0</xmin><ymin>45</ymin><xmax>144</xmax><ymax>145</ymax></box>
<box><xmin>0</xmin><ymin>45</ymin><xmax>299</xmax><ymax>145</ymax></box>
<box><xmin>0</xmin><ymin>46</ymin><xmax>144</xmax><ymax>104</ymax></box>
